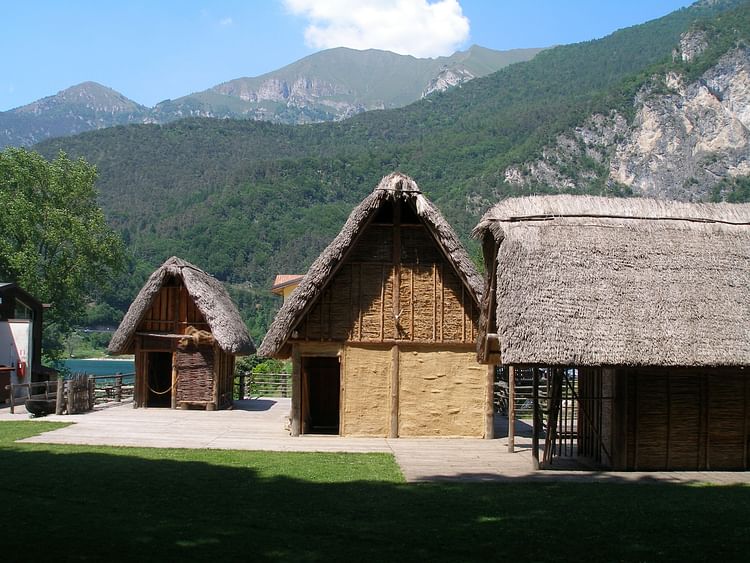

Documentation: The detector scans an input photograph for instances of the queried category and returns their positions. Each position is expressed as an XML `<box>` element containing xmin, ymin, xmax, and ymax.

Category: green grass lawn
<box><xmin>2</xmin><ymin>421</ymin><xmax>749</xmax><ymax>562</ymax></box>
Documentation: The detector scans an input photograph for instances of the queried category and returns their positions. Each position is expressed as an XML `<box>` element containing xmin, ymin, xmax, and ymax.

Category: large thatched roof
<box><xmin>108</xmin><ymin>256</ymin><xmax>255</xmax><ymax>355</ymax></box>
<box><xmin>474</xmin><ymin>195</ymin><xmax>750</xmax><ymax>367</ymax></box>
<box><xmin>259</xmin><ymin>172</ymin><xmax>484</xmax><ymax>357</ymax></box>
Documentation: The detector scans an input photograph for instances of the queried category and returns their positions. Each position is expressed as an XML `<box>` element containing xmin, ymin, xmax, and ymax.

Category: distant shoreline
<box><xmin>70</xmin><ymin>357</ymin><xmax>134</xmax><ymax>362</ymax></box>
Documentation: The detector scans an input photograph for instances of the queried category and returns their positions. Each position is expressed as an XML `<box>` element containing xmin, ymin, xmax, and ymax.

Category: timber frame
<box><xmin>260</xmin><ymin>173</ymin><xmax>491</xmax><ymax>438</ymax></box>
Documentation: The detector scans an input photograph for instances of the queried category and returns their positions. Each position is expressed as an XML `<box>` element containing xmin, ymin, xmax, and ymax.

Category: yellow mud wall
<box><xmin>341</xmin><ymin>346</ymin><xmax>390</xmax><ymax>436</ymax></box>
<box><xmin>398</xmin><ymin>347</ymin><xmax>485</xmax><ymax>437</ymax></box>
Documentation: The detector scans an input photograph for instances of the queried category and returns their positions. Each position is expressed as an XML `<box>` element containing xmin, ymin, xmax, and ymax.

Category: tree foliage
<box><xmin>0</xmin><ymin>148</ymin><xmax>125</xmax><ymax>359</ymax></box>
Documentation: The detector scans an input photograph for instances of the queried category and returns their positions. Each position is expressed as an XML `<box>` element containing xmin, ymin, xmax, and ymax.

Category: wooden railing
<box><xmin>234</xmin><ymin>372</ymin><xmax>291</xmax><ymax>399</ymax></box>
<box><xmin>4</xmin><ymin>372</ymin><xmax>135</xmax><ymax>414</ymax></box>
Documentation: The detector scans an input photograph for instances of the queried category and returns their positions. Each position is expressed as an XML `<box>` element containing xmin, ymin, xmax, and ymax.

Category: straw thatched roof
<box><xmin>259</xmin><ymin>172</ymin><xmax>484</xmax><ymax>357</ymax></box>
<box><xmin>108</xmin><ymin>256</ymin><xmax>255</xmax><ymax>355</ymax></box>
<box><xmin>473</xmin><ymin>194</ymin><xmax>750</xmax><ymax>367</ymax></box>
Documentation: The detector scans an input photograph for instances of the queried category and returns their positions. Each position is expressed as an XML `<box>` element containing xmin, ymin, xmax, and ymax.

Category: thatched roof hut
<box><xmin>260</xmin><ymin>172</ymin><xmax>483</xmax><ymax>358</ymax></box>
<box><xmin>109</xmin><ymin>256</ymin><xmax>254</xmax><ymax>356</ymax></box>
<box><xmin>260</xmin><ymin>173</ymin><xmax>490</xmax><ymax>438</ymax></box>
<box><xmin>109</xmin><ymin>256</ymin><xmax>253</xmax><ymax>410</ymax></box>
<box><xmin>474</xmin><ymin>194</ymin><xmax>750</xmax><ymax>470</ymax></box>
<box><xmin>474</xmin><ymin>194</ymin><xmax>750</xmax><ymax>367</ymax></box>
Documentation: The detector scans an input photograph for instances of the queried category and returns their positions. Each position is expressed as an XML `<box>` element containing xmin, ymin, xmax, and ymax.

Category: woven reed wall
<box><xmin>397</xmin><ymin>346</ymin><xmax>484</xmax><ymax>437</ymax></box>
<box><xmin>175</xmin><ymin>346</ymin><xmax>214</xmax><ymax>404</ymax></box>
<box><xmin>140</xmin><ymin>283</ymin><xmax>208</xmax><ymax>333</ymax></box>
<box><xmin>296</xmin><ymin>223</ymin><xmax>477</xmax><ymax>344</ymax></box>
<box><xmin>615</xmin><ymin>368</ymin><xmax>749</xmax><ymax>470</ymax></box>
<box><xmin>341</xmin><ymin>346</ymin><xmax>390</xmax><ymax>436</ymax></box>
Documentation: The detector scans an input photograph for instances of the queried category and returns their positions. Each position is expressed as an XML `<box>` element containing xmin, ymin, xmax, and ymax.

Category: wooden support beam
<box><xmin>291</xmin><ymin>344</ymin><xmax>301</xmax><ymax>436</ymax></box>
<box><xmin>211</xmin><ymin>346</ymin><xmax>220</xmax><ymax>410</ymax></box>
<box><xmin>485</xmin><ymin>364</ymin><xmax>495</xmax><ymax>439</ymax></box>
<box><xmin>171</xmin><ymin>352</ymin><xmax>177</xmax><ymax>409</ymax></box>
<box><xmin>507</xmin><ymin>366</ymin><xmax>515</xmax><ymax>452</ymax></box>
<box><xmin>135</xmin><ymin>338</ymin><xmax>142</xmax><ymax>408</ymax></box>
<box><xmin>389</xmin><ymin>345</ymin><xmax>400</xmax><ymax>438</ymax></box>
<box><xmin>532</xmin><ymin>367</ymin><xmax>540</xmax><ymax>470</ymax></box>
<box><xmin>392</xmin><ymin>198</ymin><xmax>401</xmax><ymax>340</ymax></box>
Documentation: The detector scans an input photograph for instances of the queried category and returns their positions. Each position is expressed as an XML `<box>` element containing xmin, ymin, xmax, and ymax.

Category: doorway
<box><xmin>147</xmin><ymin>352</ymin><xmax>173</xmax><ymax>407</ymax></box>
<box><xmin>302</xmin><ymin>357</ymin><xmax>340</xmax><ymax>434</ymax></box>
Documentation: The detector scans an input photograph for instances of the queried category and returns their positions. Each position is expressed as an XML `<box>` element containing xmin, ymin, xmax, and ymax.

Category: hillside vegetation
<box><xmin>36</xmin><ymin>0</ymin><xmax>749</xmax><ymax>341</ymax></box>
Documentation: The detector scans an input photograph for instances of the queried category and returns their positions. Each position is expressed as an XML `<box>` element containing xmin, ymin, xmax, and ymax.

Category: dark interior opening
<box><xmin>373</xmin><ymin>199</ymin><xmax>420</xmax><ymax>224</ymax></box>
<box><xmin>303</xmin><ymin>356</ymin><xmax>340</xmax><ymax>434</ymax></box>
<box><xmin>147</xmin><ymin>352</ymin><xmax>173</xmax><ymax>407</ymax></box>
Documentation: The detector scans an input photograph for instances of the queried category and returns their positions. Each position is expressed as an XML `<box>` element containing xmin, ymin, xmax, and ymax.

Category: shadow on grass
<box><xmin>2</xmin><ymin>424</ymin><xmax>749</xmax><ymax>562</ymax></box>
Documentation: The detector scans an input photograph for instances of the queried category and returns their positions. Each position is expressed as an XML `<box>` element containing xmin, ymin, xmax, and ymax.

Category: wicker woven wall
<box><xmin>175</xmin><ymin>346</ymin><xmax>214</xmax><ymax>404</ymax></box>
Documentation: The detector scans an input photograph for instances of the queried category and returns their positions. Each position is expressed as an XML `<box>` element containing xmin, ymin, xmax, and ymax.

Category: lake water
<box><xmin>63</xmin><ymin>358</ymin><xmax>135</xmax><ymax>376</ymax></box>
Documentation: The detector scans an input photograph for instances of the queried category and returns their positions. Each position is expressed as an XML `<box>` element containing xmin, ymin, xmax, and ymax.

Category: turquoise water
<box><xmin>62</xmin><ymin>358</ymin><xmax>135</xmax><ymax>376</ymax></box>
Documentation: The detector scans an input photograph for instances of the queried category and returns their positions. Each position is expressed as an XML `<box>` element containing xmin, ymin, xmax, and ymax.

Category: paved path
<box><xmin>3</xmin><ymin>399</ymin><xmax>749</xmax><ymax>485</ymax></box>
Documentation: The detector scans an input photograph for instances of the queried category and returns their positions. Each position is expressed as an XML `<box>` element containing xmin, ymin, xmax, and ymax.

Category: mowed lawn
<box><xmin>2</xmin><ymin>422</ymin><xmax>749</xmax><ymax>562</ymax></box>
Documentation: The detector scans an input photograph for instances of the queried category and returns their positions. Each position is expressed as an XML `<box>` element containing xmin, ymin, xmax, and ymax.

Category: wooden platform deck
<box><xmin>3</xmin><ymin>398</ymin><xmax>750</xmax><ymax>484</ymax></box>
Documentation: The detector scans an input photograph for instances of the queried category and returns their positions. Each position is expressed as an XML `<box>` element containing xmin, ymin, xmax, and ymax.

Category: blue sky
<box><xmin>1</xmin><ymin>0</ymin><xmax>693</xmax><ymax>111</ymax></box>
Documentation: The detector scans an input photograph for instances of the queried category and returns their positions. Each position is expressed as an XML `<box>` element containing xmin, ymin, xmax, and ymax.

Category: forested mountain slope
<box><xmin>36</xmin><ymin>0</ymin><xmax>748</xmax><ymax>340</ymax></box>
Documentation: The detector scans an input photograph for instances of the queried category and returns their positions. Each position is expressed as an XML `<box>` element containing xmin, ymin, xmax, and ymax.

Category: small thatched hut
<box><xmin>259</xmin><ymin>173</ymin><xmax>490</xmax><ymax>437</ymax></box>
<box><xmin>474</xmin><ymin>194</ymin><xmax>750</xmax><ymax>470</ymax></box>
<box><xmin>108</xmin><ymin>257</ymin><xmax>254</xmax><ymax>410</ymax></box>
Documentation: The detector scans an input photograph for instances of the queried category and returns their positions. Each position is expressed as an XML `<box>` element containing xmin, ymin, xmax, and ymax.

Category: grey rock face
<box><xmin>503</xmin><ymin>46</ymin><xmax>750</xmax><ymax>201</ymax></box>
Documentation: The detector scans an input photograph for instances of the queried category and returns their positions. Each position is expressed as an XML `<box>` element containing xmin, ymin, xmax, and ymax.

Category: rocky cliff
<box><xmin>502</xmin><ymin>35</ymin><xmax>750</xmax><ymax>201</ymax></box>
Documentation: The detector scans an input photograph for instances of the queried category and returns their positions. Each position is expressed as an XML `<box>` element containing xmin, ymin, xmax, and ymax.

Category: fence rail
<box><xmin>4</xmin><ymin>372</ymin><xmax>136</xmax><ymax>414</ymax></box>
<box><xmin>234</xmin><ymin>372</ymin><xmax>291</xmax><ymax>399</ymax></box>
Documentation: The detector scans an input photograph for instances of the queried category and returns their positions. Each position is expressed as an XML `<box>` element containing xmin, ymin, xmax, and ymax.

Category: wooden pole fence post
<box><xmin>55</xmin><ymin>378</ymin><xmax>64</xmax><ymax>415</ymax></box>
<box><xmin>115</xmin><ymin>374</ymin><xmax>122</xmax><ymax>402</ymax></box>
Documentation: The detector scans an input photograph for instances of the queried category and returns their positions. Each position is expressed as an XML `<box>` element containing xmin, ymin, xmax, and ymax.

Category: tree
<box><xmin>0</xmin><ymin>148</ymin><xmax>125</xmax><ymax>360</ymax></box>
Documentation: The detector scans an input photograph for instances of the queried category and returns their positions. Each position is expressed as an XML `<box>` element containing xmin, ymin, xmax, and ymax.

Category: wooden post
<box><xmin>66</xmin><ymin>379</ymin><xmax>74</xmax><ymax>415</ymax></box>
<box><xmin>55</xmin><ymin>377</ymin><xmax>64</xmax><ymax>415</ymax></box>
<box><xmin>115</xmin><ymin>374</ymin><xmax>122</xmax><ymax>402</ymax></box>
<box><xmin>8</xmin><ymin>384</ymin><xmax>15</xmax><ymax>414</ymax></box>
<box><xmin>392</xmin><ymin>197</ymin><xmax>402</xmax><ymax>340</ymax></box>
<box><xmin>170</xmin><ymin>353</ymin><xmax>177</xmax><ymax>409</ymax></box>
<box><xmin>532</xmin><ymin>367</ymin><xmax>540</xmax><ymax>470</ymax></box>
<box><xmin>485</xmin><ymin>364</ymin><xmax>495</xmax><ymax>439</ymax></box>
<box><xmin>389</xmin><ymin>345</ymin><xmax>400</xmax><ymax>438</ymax></box>
<box><xmin>209</xmin><ymin>347</ymin><xmax>219</xmax><ymax>411</ymax></box>
<box><xmin>134</xmin><ymin>338</ymin><xmax>142</xmax><ymax>408</ymax></box>
<box><xmin>507</xmin><ymin>365</ymin><xmax>516</xmax><ymax>452</ymax></box>
<box><xmin>291</xmin><ymin>344</ymin><xmax>301</xmax><ymax>436</ymax></box>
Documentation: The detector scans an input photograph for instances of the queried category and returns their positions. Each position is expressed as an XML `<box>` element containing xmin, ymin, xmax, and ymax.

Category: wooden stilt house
<box><xmin>259</xmin><ymin>173</ymin><xmax>490</xmax><ymax>437</ymax></box>
<box><xmin>474</xmin><ymin>195</ymin><xmax>750</xmax><ymax>470</ymax></box>
<box><xmin>108</xmin><ymin>257</ymin><xmax>254</xmax><ymax>410</ymax></box>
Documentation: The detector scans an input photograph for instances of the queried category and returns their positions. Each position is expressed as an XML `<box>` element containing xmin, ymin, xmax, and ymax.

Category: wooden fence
<box><xmin>4</xmin><ymin>372</ymin><xmax>135</xmax><ymax>415</ymax></box>
<box><xmin>234</xmin><ymin>372</ymin><xmax>291</xmax><ymax>399</ymax></box>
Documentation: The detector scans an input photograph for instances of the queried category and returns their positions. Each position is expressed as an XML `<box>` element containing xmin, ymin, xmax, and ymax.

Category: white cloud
<box><xmin>219</xmin><ymin>17</ymin><xmax>233</xmax><ymax>26</ymax></box>
<box><xmin>282</xmin><ymin>0</ymin><xmax>470</xmax><ymax>58</ymax></box>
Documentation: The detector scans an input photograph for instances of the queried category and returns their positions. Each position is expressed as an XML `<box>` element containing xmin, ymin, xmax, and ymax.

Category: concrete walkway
<box><xmin>3</xmin><ymin>399</ymin><xmax>750</xmax><ymax>485</ymax></box>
